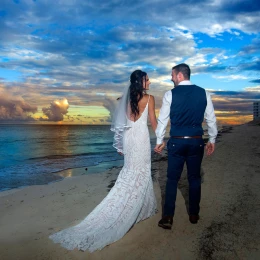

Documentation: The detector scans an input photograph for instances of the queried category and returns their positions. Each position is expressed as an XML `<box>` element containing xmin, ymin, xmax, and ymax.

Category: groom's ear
<box><xmin>177</xmin><ymin>72</ymin><xmax>184</xmax><ymax>81</ymax></box>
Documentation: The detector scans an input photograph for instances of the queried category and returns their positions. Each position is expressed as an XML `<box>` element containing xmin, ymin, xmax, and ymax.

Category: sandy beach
<box><xmin>0</xmin><ymin>123</ymin><xmax>260</xmax><ymax>260</ymax></box>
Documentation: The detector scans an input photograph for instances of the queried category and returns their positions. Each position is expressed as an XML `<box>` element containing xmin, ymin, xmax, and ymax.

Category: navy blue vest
<box><xmin>170</xmin><ymin>85</ymin><xmax>207</xmax><ymax>137</ymax></box>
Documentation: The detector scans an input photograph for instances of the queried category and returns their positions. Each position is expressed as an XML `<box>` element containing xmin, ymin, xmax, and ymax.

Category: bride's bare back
<box><xmin>129</xmin><ymin>94</ymin><xmax>157</xmax><ymax>131</ymax></box>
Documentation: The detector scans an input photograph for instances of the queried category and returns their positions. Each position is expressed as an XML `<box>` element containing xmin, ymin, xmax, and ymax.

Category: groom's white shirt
<box><xmin>156</xmin><ymin>80</ymin><xmax>218</xmax><ymax>144</ymax></box>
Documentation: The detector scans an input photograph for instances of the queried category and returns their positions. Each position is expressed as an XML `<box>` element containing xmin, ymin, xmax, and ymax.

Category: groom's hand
<box><xmin>154</xmin><ymin>142</ymin><xmax>165</xmax><ymax>154</ymax></box>
<box><xmin>205</xmin><ymin>142</ymin><xmax>215</xmax><ymax>156</ymax></box>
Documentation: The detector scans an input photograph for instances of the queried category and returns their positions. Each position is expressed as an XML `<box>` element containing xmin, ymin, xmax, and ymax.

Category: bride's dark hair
<box><xmin>129</xmin><ymin>70</ymin><xmax>147</xmax><ymax>117</ymax></box>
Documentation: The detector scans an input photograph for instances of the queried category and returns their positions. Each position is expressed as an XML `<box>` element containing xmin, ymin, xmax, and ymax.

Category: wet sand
<box><xmin>0</xmin><ymin>123</ymin><xmax>260</xmax><ymax>260</ymax></box>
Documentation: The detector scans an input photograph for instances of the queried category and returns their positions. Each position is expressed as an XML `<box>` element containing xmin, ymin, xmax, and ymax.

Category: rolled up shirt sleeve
<box><xmin>204</xmin><ymin>91</ymin><xmax>218</xmax><ymax>143</ymax></box>
<box><xmin>155</xmin><ymin>90</ymin><xmax>172</xmax><ymax>144</ymax></box>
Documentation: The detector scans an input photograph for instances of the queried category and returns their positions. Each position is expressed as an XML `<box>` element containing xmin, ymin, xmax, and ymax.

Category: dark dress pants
<box><xmin>164</xmin><ymin>137</ymin><xmax>204</xmax><ymax>216</ymax></box>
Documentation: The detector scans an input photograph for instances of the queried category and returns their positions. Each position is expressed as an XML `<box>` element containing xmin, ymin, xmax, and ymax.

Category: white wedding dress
<box><xmin>49</xmin><ymin>98</ymin><xmax>157</xmax><ymax>252</ymax></box>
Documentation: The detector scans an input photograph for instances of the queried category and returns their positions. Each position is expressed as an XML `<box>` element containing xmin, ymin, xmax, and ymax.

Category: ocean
<box><xmin>0</xmin><ymin>124</ymin><xmax>158</xmax><ymax>192</ymax></box>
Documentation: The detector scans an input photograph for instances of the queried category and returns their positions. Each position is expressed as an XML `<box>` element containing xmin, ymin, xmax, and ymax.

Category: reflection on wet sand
<box><xmin>55</xmin><ymin>169</ymin><xmax>73</xmax><ymax>178</ymax></box>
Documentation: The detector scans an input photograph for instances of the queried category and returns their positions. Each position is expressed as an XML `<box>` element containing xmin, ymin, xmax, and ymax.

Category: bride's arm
<box><xmin>148</xmin><ymin>95</ymin><xmax>157</xmax><ymax>132</ymax></box>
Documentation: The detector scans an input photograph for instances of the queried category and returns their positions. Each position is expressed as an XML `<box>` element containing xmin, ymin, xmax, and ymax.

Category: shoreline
<box><xmin>0</xmin><ymin>158</ymin><xmax>125</xmax><ymax>194</ymax></box>
<box><xmin>0</xmin><ymin>122</ymin><xmax>225</xmax><ymax>194</ymax></box>
<box><xmin>0</xmin><ymin>132</ymin><xmax>213</xmax><ymax>194</ymax></box>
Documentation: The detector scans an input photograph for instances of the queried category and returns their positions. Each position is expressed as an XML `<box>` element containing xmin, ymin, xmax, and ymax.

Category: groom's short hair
<box><xmin>172</xmin><ymin>63</ymin><xmax>190</xmax><ymax>80</ymax></box>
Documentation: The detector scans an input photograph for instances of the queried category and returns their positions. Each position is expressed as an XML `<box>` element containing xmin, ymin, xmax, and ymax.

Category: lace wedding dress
<box><xmin>49</xmin><ymin>98</ymin><xmax>157</xmax><ymax>252</ymax></box>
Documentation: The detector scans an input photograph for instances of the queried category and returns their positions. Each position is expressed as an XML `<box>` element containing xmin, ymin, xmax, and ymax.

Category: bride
<box><xmin>49</xmin><ymin>70</ymin><xmax>160</xmax><ymax>252</ymax></box>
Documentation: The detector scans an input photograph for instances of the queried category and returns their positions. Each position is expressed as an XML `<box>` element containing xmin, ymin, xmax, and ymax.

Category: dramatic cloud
<box><xmin>41</xmin><ymin>98</ymin><xmax>69</xmax><ymax>121</ymax></box>
<box><xmin>0</xmin><ymin>92</ymin><xmax>37</xmax><ymax>121</ymax></box>
<box><xmin>208</xmin><ymin>87</ymin><xmax>260</xmax><ymax>124</ymax></box>
<box><xmin>103</xmin><ymin>97</ymin><xmax>118</xmax><ymax>122</ymax></box>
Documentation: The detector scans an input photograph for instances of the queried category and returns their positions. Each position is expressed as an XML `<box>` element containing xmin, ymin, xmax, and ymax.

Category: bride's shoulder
<box><xmin>145</xmin><ymin>94</ymin><xmax>155</xmax><ymax>105</ymax></box>
<box><xmin>143</xmin><ymin>94</ymin><xmax>154</xmax><ymax>102</ymax></box>
<box><xmin>144</xmin><ymin>93</ymin><xmax>154</xmax><ymax>99</ymax></box>
<box><xmin>146</xmin><ymin>94</ymin><xmax>154</xmax><ymax>100</ymax></box>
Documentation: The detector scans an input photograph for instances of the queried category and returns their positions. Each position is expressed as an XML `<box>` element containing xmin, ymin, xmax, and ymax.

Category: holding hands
<box><xmin>154</xmin><ymin>141</ymin><xmax>166</xmax><ymax>154</ymax></box>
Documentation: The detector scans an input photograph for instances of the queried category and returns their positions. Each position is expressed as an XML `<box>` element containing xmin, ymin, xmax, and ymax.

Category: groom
<box><xmin>154</xmin><ymin>63</ymin><xmax>217</xmax><ymax>229</ymax></box>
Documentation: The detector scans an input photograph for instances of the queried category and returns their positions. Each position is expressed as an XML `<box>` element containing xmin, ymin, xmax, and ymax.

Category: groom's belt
<box><xmin>171</xmin><ymin>136</ymin><xmax>202</xmax><ymax>139</ymax></box>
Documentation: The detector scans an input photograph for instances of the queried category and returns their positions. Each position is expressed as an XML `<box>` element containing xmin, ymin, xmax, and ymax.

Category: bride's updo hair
<box><xmin>129</xmin><ymin>70</ymin><xmax>147</xmax><ymax>117</ymax></box>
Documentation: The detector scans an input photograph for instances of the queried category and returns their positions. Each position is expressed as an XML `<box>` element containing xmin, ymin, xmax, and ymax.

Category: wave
<box><xmin>68</xmin><ymin>141</ymin><xmax>113</xmax><ymax>147</ymax></box>
<box><xmin>0</xmin><ymin>152</ymin><xmax>122</xmax><ymax>191</ymax></box>
<box><xmin>27</xmin><ymin>150</ymin><xmax>115</xmax><ymax>161</ymax></box>
<box><xmin>0</xmin><ymin>152</ymin><xmax>121</xmax><ymax>176</ymax></box>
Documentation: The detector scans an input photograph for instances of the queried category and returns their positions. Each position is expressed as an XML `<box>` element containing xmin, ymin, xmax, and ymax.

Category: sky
<box><xmin>0</xmin><ymin>0</ymin><xmax>260</xmax><ymax>125</ymax></box>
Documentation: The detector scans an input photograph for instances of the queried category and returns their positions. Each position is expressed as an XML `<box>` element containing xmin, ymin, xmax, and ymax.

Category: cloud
<box><xmin>192</xmin><ymin>64</ymin><xmax>227</xmax><ymax>74</ymax></box>
<box><xmin>239</xmin><ymin>38</ymin><xmax>260</xmax><ymax>55</ymax></box>
<box><xmin>243</xmin><ymin>60</ymin><xmax>260</xmax><ymax>71</ymax></box>
<box><xmin>212</xmin><ymin>88</ymin><xmax>260</xmax><ymax>98</ymax></box>
<box><xmin>0</xmin><ymin>91</ymin><xmax>37</xmax><ymax>121</ymax></box>
<box><xmin>244</xmin><ymin>86</ymin><xmax>260</xmax><ymax>92</ymax></box>
<box><xmin>41</xmin><ymin>98</ymin><xmax>69</xmax><ymax>121</ymax></box>
<box><xmin>219</xmin><ymin>0</ymin><xmax>260</xmax><ymax>14</ymax></box>
<box><xmin>213</xmin><ymin>97</ymin><xmax>254</xmax><ymax>111</ymax></box>
<box><xmin>0</xmin><ymin>1</ymin><xmax>257</xmax><ymax>77</ymax></box>
<box><xmin>249</xmin><ymin>79</ymin><xmax>260</xmax><ymax>83</ymax></box>
<box><xmin>102</xmin><ymin>97</ymin><xmax>118</xmax><ymax>122</ymax></box>
<box><xmin>0</xmin><ymin>1</ymin><xmax>259</xmax><ymax>91</ymax></box>
<box><xmin>209</xmin><ymin>88</ymin><xmax>260</xmax><ymax>117</ymax></box>
<box><xmin>212</xmin><ymin>75</ymin><xmax>248</xmax><ymax>81</ymax></box>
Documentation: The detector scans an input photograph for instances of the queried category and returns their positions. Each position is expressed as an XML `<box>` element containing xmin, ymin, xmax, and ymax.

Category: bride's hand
<box><xmin>154</xmin><ymin>142</ymin><xmax>165</xmax><ymax>154</ymax></box>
